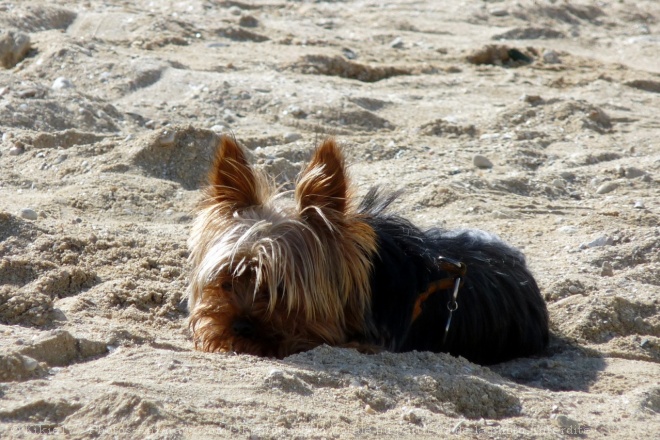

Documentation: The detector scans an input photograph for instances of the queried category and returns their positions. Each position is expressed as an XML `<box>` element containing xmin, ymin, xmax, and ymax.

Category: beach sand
<box><xmin>1</xmin><ymin>1</ymin><xmax>659</xmax><ymax>438</ymax></box>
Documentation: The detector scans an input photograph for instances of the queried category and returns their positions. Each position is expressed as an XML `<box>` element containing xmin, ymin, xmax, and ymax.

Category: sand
<box><xmin>1</xmin><ymin>0</ymin><xmax>659</xmax><ymax>438</ymax></box>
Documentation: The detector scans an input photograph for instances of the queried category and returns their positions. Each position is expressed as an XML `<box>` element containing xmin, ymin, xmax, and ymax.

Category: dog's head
<box><xmin>187</xmin><ymin>137</ymin><xmax>376</xmax><ymax>357</ymax></box>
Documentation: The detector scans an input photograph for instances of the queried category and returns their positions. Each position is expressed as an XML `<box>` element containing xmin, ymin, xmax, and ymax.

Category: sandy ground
<box><xmin>1</xmin><ymin>0</ymin><xmax>659</xmax><ymax>438</ymax></box>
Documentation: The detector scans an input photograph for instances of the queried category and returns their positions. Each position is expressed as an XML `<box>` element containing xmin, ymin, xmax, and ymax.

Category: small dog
<box><xmin>187</xmin><ymin>136</ymin><xmax>549</xmax><ymax>365</ymax></box>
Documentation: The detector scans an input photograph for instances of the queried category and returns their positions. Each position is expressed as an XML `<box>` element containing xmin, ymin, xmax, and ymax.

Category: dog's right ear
<box><xmin>206</xmin><ymin>136</ymin><xmax>261</xmax><ymax>210</ymax></box>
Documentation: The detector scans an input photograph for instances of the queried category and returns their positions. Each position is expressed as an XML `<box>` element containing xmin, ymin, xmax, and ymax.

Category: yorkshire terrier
<box><xmin>187</xmin><ymin>136</ymin><xmax>549</xmax><ymax>365</ymax></box>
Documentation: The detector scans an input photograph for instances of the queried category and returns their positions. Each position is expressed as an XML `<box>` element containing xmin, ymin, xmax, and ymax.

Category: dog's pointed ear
<box><xmin>295</xmin><ymin>138</ymin><xmax>348</xmax><ymax>220</ymax></box>
<box><xmin>206</xmin><ymin>136</ymin><xmax>261</xmax><ymax>210</ymax></box>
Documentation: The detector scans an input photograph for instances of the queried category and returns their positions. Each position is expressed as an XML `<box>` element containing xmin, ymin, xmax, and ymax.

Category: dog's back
<box><xmin>360</xmin><ymin>190</ymin><xmax>549</xmax><ymax>364</ymax></box>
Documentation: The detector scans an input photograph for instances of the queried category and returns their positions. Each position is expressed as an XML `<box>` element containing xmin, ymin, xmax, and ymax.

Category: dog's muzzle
<box><xmin>232</xmin><ymin>318</ymin><xmax>255</xmax><ymax>338</ymax></box>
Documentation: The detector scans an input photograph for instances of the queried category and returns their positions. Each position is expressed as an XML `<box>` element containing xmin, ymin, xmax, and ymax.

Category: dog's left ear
<box><xmin>295</xmin><ymin>138</ymin><xmax>348</xmax><ymax>222</ymax></box>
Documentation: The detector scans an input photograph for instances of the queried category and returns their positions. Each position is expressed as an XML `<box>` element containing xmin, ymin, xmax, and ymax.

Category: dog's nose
<box><xmin>232</xmin><ymin>318</ymin><xmax>255</xmax><ymax>338</ymax></box>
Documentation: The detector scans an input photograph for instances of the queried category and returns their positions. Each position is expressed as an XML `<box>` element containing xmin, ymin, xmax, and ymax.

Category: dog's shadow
<box><xmin>278</xmin><ymin>334</ymin><xmax>606</xmax><ymax>394</ymax></box>
<box><xmin>488</xmin><ymin>334</ymin><xmax>606</xmax><ymax>392</ymax></box>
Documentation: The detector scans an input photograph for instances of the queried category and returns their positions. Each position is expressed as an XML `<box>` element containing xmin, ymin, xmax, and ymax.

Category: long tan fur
<box><xmin>187</xmin><ymin>137</ymin><xmax>377</xmax><ymax>357</ymax></box>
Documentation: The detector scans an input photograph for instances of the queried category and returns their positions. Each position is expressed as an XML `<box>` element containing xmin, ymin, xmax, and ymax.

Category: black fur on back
<box><xmin>358</xmin><ymin>188</ymin><xmax>549</xmax><ymax>365</ymax></box>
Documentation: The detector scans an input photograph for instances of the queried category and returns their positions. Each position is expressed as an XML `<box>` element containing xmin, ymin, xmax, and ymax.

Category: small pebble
<box><xmin>285</xmin><ymin>105</ymin><xmax>305</xmax><ymax>118</ymax></box>
<box><xmin>587</xmin><ymin>235</ymin><xmax>613</xmax><ymax>248</ymax></box>
<box><xmin>342</xmin><ymin>48</ymin><xmax>357</xmax><ymax>60</ymax></box>
<box><xmin>21</xmin><ymin>355</ymin><xmax>39</xmax><ymax>371</ymax></box>
<box><xmin>521</xmin><ymin>94</ymin><xmax>543</xmax><ymax>105</ymax></box>
<box><xmin>402</xmin><ymin>409</ymin><xmax>422</xmax><ymax>424</ymax></box>
<box><xmin>633</xmin><ymin>201</ymin><xmax>645</xmax><ymax>209</ymax></box>
<box><xmin>390</xmin><ymin>37</ymin><xmax>404</xmax><ymax>49</ymax></box>
<box><xmin>601</xmin><ymin>261</ymin><xmax>613</xmax><ymax>277</ymax></box>
<box><xmin>551</xmin><ymin>178</ymin><xmax>566</xmax><ymax>189</ymax></box>
<box><xmin>52</xmin><ymin>77</ymin><xmax>74</xmax><ymax>90</ymax></box>
<box><xmin>625</xmin><ymin>167</ymin><xmax>645</xmax><ymax>179</ymax></box>
<box><xmin>9</xmin><ymin>145</ymin><xmax>24</xmax><ymax>155</ymax></box>
<box><xmin>553</xmin><ymin>414</ymin><xmax>583</xmax><ymax>432</ymax></box>
<box><xmin>283</xmin><ymin>132</ymin><xmax>302</xmax><ymax>143</ymax></box>
<box><xmin>19</xmin><ymin>208</ymin><xmax>38</xmax><ymax>220</ymax></box>
<box><xmin>568</xmin><ymin>285</ymin><xmax>580</xmax><ymax>295</ymax></box>
<box><xmin>542</xmin><ymin>50</ymin><xmax>560</xmax><ymax>64</ymax></box>
<box><xmin>365</xmin><ymin>404</ymin><xmax>376</xmax><ymax>414</ymax></box>
<box><xmin>158</xmin><ymin>129</ymin><xmax>176</xmax><ymax>146</ymax></box>
<box><xmin>473</xmin><ymin>154</ymin><xmax>493</xmax><ymax>169</ymax></box>
<box><xmin>558</xmin><ymin>225</ymin><xmax>577</xmax><ymax>234</ymax></box>
<box><xmin>17</xmin><ymin>88</ymin><xmax>39</xmax><ymax>99</ymax></box>
<box><xmin>266</xmin><ymin>369</ymin><xmax>284</xmax><ymax>380</ymax></box>
<box><xmin>239</xmin><ymin>14</ymin><xmax>259</xmax><ymax>28</ymax></box>
<box><xmin>145</xmin><ymin>120</ymin><xmax>156</xmax><ymax>129</ymax></box>
<box><xmin>490</xmin><ymin>8</ymin><xmax>509</xmax><ymax>17</ymax></box>
<box><xmin>596</xmin><ymin>182</ymin><xmax>618</xmax><ymax>194</ymax></box>
<box><xmin>210</xmin><ymin>124</ymin><xmax>225</xmax><ymax>133</ymax></box>
<box><xmin>479</xmin><ymin>133</ymin><xmax>500</xmax><ymax>140</ymax></box>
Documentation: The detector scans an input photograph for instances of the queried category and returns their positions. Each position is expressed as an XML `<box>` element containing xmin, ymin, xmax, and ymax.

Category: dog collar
<box><xmin>411</xmin><ymin>257</ymin><xmax>467</xmax><ymax>345</ymax></box>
